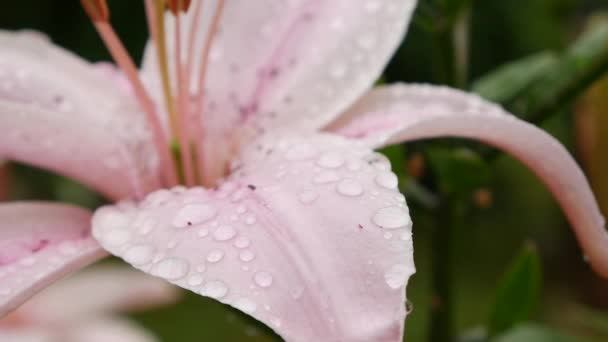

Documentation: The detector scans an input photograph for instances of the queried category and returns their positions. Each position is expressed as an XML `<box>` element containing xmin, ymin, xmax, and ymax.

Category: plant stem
<box><xmin>425</xmin><ymin>3</ymin><xmax>472</xmax><ymax>342</ymax></box>
<box><xmin>429</xmin><ymin>199</ymin><xmax>455</xmax><ymax>342</ymax></box>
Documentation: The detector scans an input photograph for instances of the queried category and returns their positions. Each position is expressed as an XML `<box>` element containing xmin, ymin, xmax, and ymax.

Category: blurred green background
<box><xmin>1</xmin><ymin>0</ymin><xmax>608</xmax><ymax>341</ymax></box>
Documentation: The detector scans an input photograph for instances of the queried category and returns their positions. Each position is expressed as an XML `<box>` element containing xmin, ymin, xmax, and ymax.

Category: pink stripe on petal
<box><xmin>0</xmin><ymin>202</ymin><xmax>107</xmax><ymax>317</ymax></box>
<box><xmin>331</xmin><ymin>84</ymin><xmax>608</xmax><ymax>277</ymax></box>
<box><xmin>141</xmin><ymin>1</ymin><xmax>417</xmax><ymax>172</ymax></box>
<box><xmin>92</xmin><ymin>134</ymin><xmax>414</xmax><ymax>342</ymax></box>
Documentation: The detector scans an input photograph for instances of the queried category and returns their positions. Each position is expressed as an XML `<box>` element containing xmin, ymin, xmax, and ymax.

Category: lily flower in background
<box><xmin>0</xmin><ymin>265</ymin><xmax>178</xmax><ymax>342</ymax></box>
<box><xmin>0</xmin><ymin>1</ymin><xmax>606</xmax><ymax>341</ymax></box>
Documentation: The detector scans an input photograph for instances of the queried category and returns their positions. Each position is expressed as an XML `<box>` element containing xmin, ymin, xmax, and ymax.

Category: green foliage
<box><xmin>488</xmin><ymin>243</ymin><xmax>543</xmax><ymax>337</ymax></box>
<box><xmin>426</xmin><ymin>147</ymin><xmax>490</xmax><ymax>197</ymax></box>
<box><xmin>472</xmin><ymin>52</ymin><xmax>558</xmax><ymax>105</ymax></box>
<box><xmin>492</xmin><ymin>323</ymin><xmax>592</xmax><ymax>342</ymax></box>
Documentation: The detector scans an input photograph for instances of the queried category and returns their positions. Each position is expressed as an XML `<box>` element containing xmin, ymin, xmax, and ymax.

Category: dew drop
<box><xmin>313</xmin><ymin>171</ymin><xmax>341</xmax><ymax>184</ymax></box>
<box><xmin>239</xmin><ymin>250</ymin><xmax>256</xmax><ymax>262</ymax></box>
<box><xmin>405</xmin><ymin>299</ymin><xmax>414</xmax><ymax>315</ymax></box>
<box><xmin>198</xmin><ymin>227</ymin><xmax>209</xmax><ymax>238</ymax></box>
<box><xmin>336</xmin><ymin>179</ymin><xmax>364</xmax><ymax>197</ymax></box>
<box><xmin>270</xmin><ymin>317</ymin><xmax>282</xmax><ymax>328</ymax></box>
<box><xmin>317</xmin><ymin>153</ymin><xmax>344</xmax><ymax>169</ymax></box>
<box><xmin>151</xmin><ymin>257</ymin><xmax>190</xmax><ymax>280</ymax></box>
<box><xmin>285</xmin><ymin>143</ymin><xmax>316</xmax><ymax>161</ymax></box>
<box><xmin>298</xmin><ymin>189</ymin><xmax>319</xmax><ymax>204</ymax></box>
<box><xmin>172</xmin><ymin>204</ymin><xmax>216</xmax><ymax>228</ymax></box>
<box><xmin>254</xmin><ymin>271</ymin><xmax>273</xmax><ymax>288</ymax></box>
<box><xmin>214</xmin><ymin>225</ymin><xmax>237</xmax><ymax>241</ymax></box>
<box><xmin>375</xmin><ymin>171</ymin><xmax>398</xmax><ymax>189</ymax></box>
<box><xmin>384</xmin><ymin>264</ymin><xmax>413</xmax><ymax>289</ymax></box>
<box><xmin>206</xmin><ymin>250</ymin><xmax>225</xmax><ymax>263</ymax></box>
<box><xmin>123</xmin><ymin>244</ymin><xmax>155</xmax><ymax>265</ymax></box>
<box><xmin>384</xmin><ymin>232</ymin><xmax>393</xmax><ymax>240</ymax></box>
<box><xmin>187</xmin><ymin>274</ymin><xmax>204</xmax><ymax>286</ymax></box>
<box><xmin>201</xmin><ymin>280</ymin><xmax>228</xmax><ymax>299</ymax></box>
<box><xmin>244</xmin><ymin>215</ymin><xmax>257</xmax><ymax>225</ymax></box>
<box><xmin>234</xmin><ymin>236</ymin><xmax>251</xmax><ymax>249</ymax></box>
<box><xmin>372</xmin><ymin>206</ymin><xmax>411</xmax><ymax>229</ymax></box>
<box><xmin>234</xmin><ymin>297</ymin><xmax>257</xmax><ymax>314</ymax></box>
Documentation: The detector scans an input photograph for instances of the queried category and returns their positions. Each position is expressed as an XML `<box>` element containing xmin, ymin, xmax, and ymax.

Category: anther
<box><xmin>80</xmin><ymin>0</ymin><xmax>109</xmax><ymax>22</ymax></box>
<box><xmin>167</xmin><ymin>0</ymin><xmax>192</xmax><ymax>15</ymax></box>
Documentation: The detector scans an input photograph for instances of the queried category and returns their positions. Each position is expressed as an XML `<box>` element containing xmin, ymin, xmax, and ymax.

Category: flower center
<box><xmin>81</xmin><ymin>0</ymin><xmax>226</xmax><ymax>191</ymax></box>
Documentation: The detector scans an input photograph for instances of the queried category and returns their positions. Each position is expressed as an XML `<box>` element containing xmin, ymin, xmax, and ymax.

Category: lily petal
<box><xmin>63</xmin><ymin>317</ymin><xmax>159</xmax><ymax>342</ymax></box>
<box><xmin>0</xmin><ymin>31</ymin><xmax>161</xmax><ymax>200</ymax></box>
<box><xmin>92</xmin><ymin>134</ymin><xmax>414</xmax><ymax>342</ymax></box>
<box><xmin>0</xmin><ymin>202</ymin><xmax>107</xmax><ymax>317</ymax></box>
<box><xmin>330</xmin><ymin>84</ymin><xmax>608</xmax><ymax>277</ymax></box>
<box><xmin>0</xmin><ymin>318</ymin><xmax>158</xmax><ymax>342</ymax></box>
<box><xmin>15</xmin><ymin>265</ymin><xmax>179</xmax><ymax>324</ymax></box>
<box><xmin>142</xmin><ymin>0</ymin><xmax>417</xmax><ymax>136</ymax></box>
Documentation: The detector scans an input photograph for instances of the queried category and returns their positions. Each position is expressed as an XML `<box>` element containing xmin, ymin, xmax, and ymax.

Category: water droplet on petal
<box><xmin>285</xmin><ymin>143</ymin><xmax>316</xmax><ymax>161</ymax></box>
<box><xmin>172</xmin><ymin>204</ymin><xmax>216</xmax><ymax>228</ymax></box>
<box><xmin>198</xmin><ymin>228</ymin><xmax>209</xmax><ymax>238</ymax></box>
<box><xmin>373</xmin><ymin>206</ymin><xmax>411</xmax><ymax>229</ymax></box>
<box><xmin>270</xmin><ymin>316</ymin><xmax>282</xmax><ymax>328</ymax></box>
<box><xmin>375</xmin><ymin>171</ymin><xmax>398</xmax><ymax>189</ymax></box>
<box><xmin>234</xmin><ymin>236</ymin><xmax>251</xmax><ymax>249</ymax></box>
<box><xmin>206</xmin><ymin>250</ymin><xmax>225</xmax><ymax>263</ymax></box>
<box><xmin>187</xmin><ymin>274</ymin><xmax>204</xmax><ymax>286</ymax></box>
<box><xmin>213</xmin><ymin>225</ymin><xmax>237</xmax><ymax>241</ymax></box>
<box><xmin>151</xmin><ymin>257</ymin><xmax>190</xmax><ymax>280</ymax></box>
<box><xmin>201</xmin><ymin>280</ymin><xmax>228</xmax><ymax>299</ymax></box>
<box><xmin>244</xmin><ymin>215</ymin><xmax>257</xmax><ymax>225</ymax></box>
<box><xmin>298</xmin><ymin>189</ymin><xmax>319</xmax><ymax>204</ymax></box>
<box><xmin>313</xmin><ymin>171</ymin><xmax>341</xmax><ymax>184</ymax></box>
<box><xmin>317</xmin><ymin>153</ymin><xmax>344</xmax><ymax>169</ymax></box>
<box><xmin>336</xmin><ymin>179</ymin><xmax>364</xmax><ymax>197</ymax></box>
<box><xmin>239</xmin><ymin>250</ymin><xmax>256</xmax><ymax>262</ymax></box>
<box><xmin>405</xmin><ymin>299</ymin><xmax>414</xmax><ymax>314</ymax></box>
<box><xmin>123</xmin><ymin>244</ymin><xmax>155</xmax><ymax>265</ymax></box>
<box><xmin>254</xmin><ymin>271</ymin><xmax>273</xmax><ymax>288</ymax></box>
<box><xmin>233</xmin><ymin>297</ymin><xmax>257</xmax><ymax>314</ymax></box>
<box><xmin>384</xmin><ymin>264</ymin><xmax>413</xmax><ymax>289</ymax></box>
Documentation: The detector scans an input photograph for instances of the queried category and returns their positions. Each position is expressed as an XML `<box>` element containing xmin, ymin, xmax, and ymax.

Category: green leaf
<box><xmin>488</xmin><ymin>243</ymin><xmax>542</xmax><ymax>337</ymax></box>
<box><xmin>472</xmin><ymin>52</ymin><xmax>558</xmax><ymax>104</ymax></box>
<box><xmin>514</xmin><ymin>17</ymin><xmax>608</xmax><ymax>123</ymax></box>
<box><xmin>491</xmin><ymin>323</ymin><xmax>592</xmax><ymax>342</ymax></box>
<box><xmin>426</xmin><ymin>147</ymin><xmax>490</xmax><ymax>196</ymax></box>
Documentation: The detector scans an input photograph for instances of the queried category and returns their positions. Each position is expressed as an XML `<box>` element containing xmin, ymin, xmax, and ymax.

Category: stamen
<box><xmin>167</xmin><ymin>0</ymin><xmax>192</xmax><ymax>14</ymax></box>
<box><xmin>81</xmin><ymin>0</ymin><xmax>109</xmax><ymax>22</ymax></box>
<box><xmin>154</xmin><ymin>0</ymin><xmax>180</xmax><ymax>142</ymax></box>
<box><xmin>196</xmin><ymin>0</ymin><xmax>226</xmax><ymax>185</ymax></box>
<box><xmin>174</xmin><ymin>2</ymin><xmax>196</xmax><ymax>186</ymax></box>
<box><xmin>81</xmin><ymin>0</ymin><xmax>178</xmax><ymax>187</ymax></box>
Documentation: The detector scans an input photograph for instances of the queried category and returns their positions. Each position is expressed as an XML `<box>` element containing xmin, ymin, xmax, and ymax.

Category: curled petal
<box><xmin>0</xmin><ymin>31</ymin><xmax>161</xmax><ymax>200</ymax></box>
<box><xmin>15</xmin><ymin>265</ymin><xmax>179</xmax><ymax>324</ymax></box>
<box><xmin>0</xmin><ymin>202</ymin><xmax>107</xmax><ymax>317</ymax></box>
<box><xmin>92</xmin><ymin>134</ymin><xmax>414</xmax><ymax>342</ymax></box>
<box><xmin>330</xmin><ymin>84</ymin><xmax>608</xmax><ymax>277</ymax></box>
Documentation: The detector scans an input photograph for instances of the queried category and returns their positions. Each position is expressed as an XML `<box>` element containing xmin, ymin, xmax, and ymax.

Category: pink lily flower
<box><xmin>1</xmin><ymin>1</ymin><xmax>607</xmax><ymax>341</ymax></box>
<box><xmin>0</xmin><ymin>265</ymin><xmax>177</xmax><ymax>342</ymax></box>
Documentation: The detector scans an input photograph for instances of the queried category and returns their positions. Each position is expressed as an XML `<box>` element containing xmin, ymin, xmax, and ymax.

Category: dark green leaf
<box><xmin>472</xmin><ymin>52</ymin><xmax>558</xmax><ymax>104</ymax></box>
<box><xmin>488</xmin><ymin>243</ymin><xmax>542</xmax><ymax>337</ymax></box>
